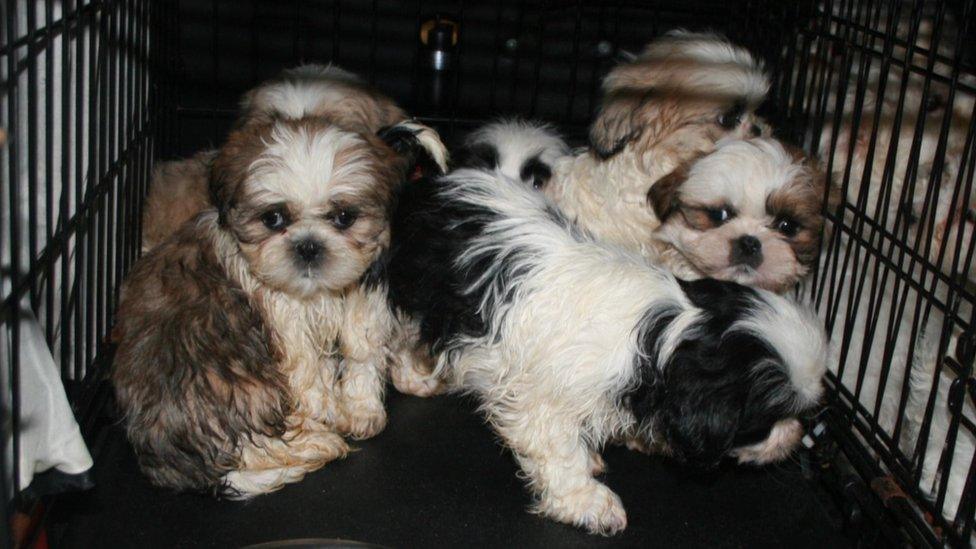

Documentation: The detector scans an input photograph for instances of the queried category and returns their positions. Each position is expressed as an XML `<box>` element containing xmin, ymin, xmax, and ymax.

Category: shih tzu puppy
<box><xmin>543</xmin><ymin>31</ymin><xmax>771</xmax><ymax>257</ymax></box>
<box><xmin>113</xmin><ymin>115</ymin><xmax>430</xmax><ymax>497</ymax></box>
<box><xmin>454</xmin><ymin>118</ymin><xmax>570</xmax><ymax>190</ymax></box>
<box><xmin>238</xmin><ymin>63</ymin><xmax>407</xmax><ymax>134</ymax></box>
<box><xmin>384</xmin><ymin>168</ymin><xmax>828</xmax><ymax>535</ymax></box>
<box><xmin>648</xmin><ymin>137</ymin><xmax>827</xmax><ymax>293</ymax></box>
<box><xmin>140</xmin><ymin>63</ymin><xmax>446</xmax><ymax>252</ymax></box>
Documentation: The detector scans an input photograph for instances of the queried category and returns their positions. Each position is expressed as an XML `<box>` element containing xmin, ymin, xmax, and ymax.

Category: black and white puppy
<box><xmin>385</xmin><ymin>169</ymin><xmax>828</xmax><ymax>535</ymax></box>
<box><xmin>454</xmin><ymin>119</ymin><xmax>570</xmax><ymax>190</ymax></box>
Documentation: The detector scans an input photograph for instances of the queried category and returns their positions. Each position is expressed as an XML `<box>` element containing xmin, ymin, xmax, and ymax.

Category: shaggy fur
<box><xmin>544</xmin><ymin>31</ymin><xmax>771</xmax><ymax>259</ymax></box>
<box><xmin>141</xmin><ymin>150</ymin><xmax>217</xmax><ymax>252</ymax></box>
<box><xmin>113</xmin><ymin>116</ymin><xmax>436</xmax><ymax>497</ymax></box>
<box><xmin>385</xmin><ymin>169</ymin><xmax>828</xmax><ymax>535</ymax></box>
<box><xmin>648</xmin><ymin>137</ymin><xmax>827</xmax><ymax>293</ymax></box>
<box><xmin>455</xmin><ymin>119</ymin><xmax>571</xmax><ymax>190</ymax></box>
<box><xmin>239</xmin><ymin>63</ymin><xmax>406</xmax><ymax>133</ymax></box>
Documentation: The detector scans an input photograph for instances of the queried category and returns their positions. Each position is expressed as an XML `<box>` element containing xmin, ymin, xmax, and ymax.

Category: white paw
<box><xmin>391</xmin><ymin>365</ymin><xmax>446</xmax><ymax>397</ymax></box>
<box><xmin>336</xmin><ymin>402</ymin><xmax>387</xmax><ymax>440</ymax></box>
<box><xmin>541</xmin><ymin>482</ymin><xmax>627</xmax><ymax>536</ymax></box>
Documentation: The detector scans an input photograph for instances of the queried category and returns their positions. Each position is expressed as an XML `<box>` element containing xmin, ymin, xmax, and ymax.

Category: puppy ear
<box><xmin>647</xmin><ymin>164</ymin><xmax>689</xmax><ymax>220</ymax></box>
<box><xmin>589</xmin><ymin>89</ymin><xmax>648</xmax><ymax>160</ymax></box>
<box><xmin>378</xmin><ymin>120</ymin><xmax>449</xmax><ymax>180</ymax></box>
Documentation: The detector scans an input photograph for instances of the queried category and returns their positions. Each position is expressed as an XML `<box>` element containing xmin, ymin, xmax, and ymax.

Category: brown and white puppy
<box><xmin>113</xmin><ymin>115</ymin><xmax>416</xmax><ymax>497</ymax></box>
<box><xmin>648</xmin><ymin>137</ymin><xmax>827</xmax><ymax>293</ymax></box>
<box><xmin>238</xmin><ymin>63</ymin><xmax>407</xmax><ymax>133</ymax></box>
<box><xmin>140</xmin><ymin>64</ymin><xmax>446</xmax><ymax>252</ymax></box>
<box><xmin>544</xmin><ymin>31</ymin><xmax>771</xmax><ymax>257</ymax></box>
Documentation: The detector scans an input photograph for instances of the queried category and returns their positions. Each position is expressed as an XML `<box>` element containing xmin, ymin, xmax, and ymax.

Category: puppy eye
<box><xmin>706</xmin><ymin>207</ymin><xmax>733</xmax><ymax>225</ymax></box>
<box><xmin>774</xmin><ymin>216</ymin><xmax>800</xmax><ymax>237</ymax></box>
<box><xmin>925</xmin><ymin>93</ymin><xmax>945</xmax><ymax>113</ymax></box>
<box><xmin>261</xmin><ymin>209</ymin><xmax>290</xmax><ymax>231</ymax></box>
<box><xmin>331</xmin><ymin>209</ymin><xmax>358</xmax><ymax>230</ymax></box>
<box><xmin>717</xmin><ymin>104</ymin><xmax>745</xmax><ymax>130</ymax></box>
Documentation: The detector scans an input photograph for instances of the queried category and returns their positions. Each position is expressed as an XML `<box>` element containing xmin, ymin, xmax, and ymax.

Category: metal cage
<box><xmin>2</xmin><ymin>0</ymin><xmax>975</xmax><ymax>547</ymax></box>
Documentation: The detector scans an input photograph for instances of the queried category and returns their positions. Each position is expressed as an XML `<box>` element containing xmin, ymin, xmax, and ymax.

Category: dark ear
<box><xmin>651</xmin><ymin>343</ymin><xmax>743</xmax><ymax>468</ymax></box>
<box><xmin>378</xmin><ymin>122</ymin><xmax>447</xmax><ymax>181</ymax></box>
<box><xmin>647</xmin><ymin>165</ymin><xmax>689</xmax><ymax>220</ymax></box>
<box><xmin>588</xmin><ymin>89</ymin><xmax>649</xmax><ymax>159</ymax></box>
<box><xmin>454</xmin><ymin>142</ymin><xmax>499</xmax><ymax>171</ymax></box>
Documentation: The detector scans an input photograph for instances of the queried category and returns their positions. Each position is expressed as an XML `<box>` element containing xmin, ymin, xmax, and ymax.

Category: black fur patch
<box><xmin>385</xmin><ymin>176</ymin><xmax>495</xmax><ymax>354</ymax></box>
<box><xmin>629</xmin><ymin>278</ymin><xmax>799</xmax><ymax>468</ymax></box>
<box><xmin>453</xmin><ymin>142</ymin><xmax>499</xmax><ymax>172</ymax></box>
<box><xmin>519</xmin><ymin>155</ymin><xmax>552</xmax><ymax>189</ymax></box>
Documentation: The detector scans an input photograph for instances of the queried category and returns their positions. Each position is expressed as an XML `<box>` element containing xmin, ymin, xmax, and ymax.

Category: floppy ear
<box><xmin>589</xmin><ymin>89</ymin><xmax>650</xmax><ymax>159</ymax></box>
<box><xmin>647</xmin><ymin>164</ymin><xmax>689</xmax><ymax>221</ymax></box>
<box><xmin>378</xmin><ymin>121</ymin><xmax>449</xmax><ymax>180</ymax></box>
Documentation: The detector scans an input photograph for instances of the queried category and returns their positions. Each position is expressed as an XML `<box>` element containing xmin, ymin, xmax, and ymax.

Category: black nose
<box><xmin>750</xmin><ymin>124</ymin><xmax>762</xmax><ymax>137</ymax></box>
<box><xmin>294</xmin><ymin>239</ymin><xmax>323</xmax><ymax>263</ymax></box>
<box><xmin>730</xmin><ymin>235</ymin><xmax>763</xmax><ymax>268</ymax></box>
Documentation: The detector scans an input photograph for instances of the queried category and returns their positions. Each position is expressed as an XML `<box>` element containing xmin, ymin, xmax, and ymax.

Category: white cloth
<box><xmin>2</xmin><ymin>303</ymin><xmax>93</xmax><ymax>498</ymax></box>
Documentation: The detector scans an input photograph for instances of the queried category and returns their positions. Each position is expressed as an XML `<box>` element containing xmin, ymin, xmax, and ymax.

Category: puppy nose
<box><xmin>731</xmin><ymin>235</ymin><xmax>763</xmax><ymax>268</ymax></box>
<box><xmin>294</xmin><ymin>239</ymin><xmax>323</xmax><ymax>263</ymax></box>
<box><xmin>750</xmin><ymin>124</ymin><xmax>762</xmax><ymax>137</ymax></box>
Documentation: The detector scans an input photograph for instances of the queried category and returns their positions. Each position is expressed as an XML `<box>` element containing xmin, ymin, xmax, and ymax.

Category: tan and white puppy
<box><xmin>544</xmin><ymin>31</ymin><xmax>771</xmax><ymax>257</ymax></box>
<box><xmin>648</xmin><ymin>137</ymin><xmax>827</xmax><ymax>293</ymax></box>
<box><xmin>113</xmin><ymin>116</ymin><xmax>414</xmax><ymax>498</ymax></box>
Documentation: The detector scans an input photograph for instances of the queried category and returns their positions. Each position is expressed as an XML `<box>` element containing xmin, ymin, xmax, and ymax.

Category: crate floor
<box><xmin>56</xmin><ymin>391</ymin><xmax>851</xmax><ymax>548</ymax></box>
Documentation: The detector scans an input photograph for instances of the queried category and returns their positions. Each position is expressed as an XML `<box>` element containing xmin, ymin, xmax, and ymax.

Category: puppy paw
<box><xmin>336</xmin><ymin>401</ymin><xmax>388</xmax><ymax>440</ymax></box>
<box><xmin>390</xmin><ymin>365</ymin><xmax>446</xmax><ymax>397</ymax></box>
<box><xmin>540</xmin><ymin>482</ymin><xmax>627</xmax><ymax>536</ymax></box>
<box><xmin>589</xmin><ymin>451</ymin><xmax>607</xmax><ymax>475</ymax></box>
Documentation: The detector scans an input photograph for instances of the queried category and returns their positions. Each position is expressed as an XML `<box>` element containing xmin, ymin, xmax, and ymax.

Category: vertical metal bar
<box><xmin>74</xmin><ymin>0</ymin><xmax>87</xmax><ymax>381</ymax></box>
<box><xmin>44</xmin><ymin>0</ymin><xmax>56</xmax><ymax>346</ymax></box>
<box><xmin>564</xmin><ymin>0</ymin><xmax>584</xmax><ymax>123</ymax></box>
<box><xmin>26</xmin><ymin>0</ymin><xmax>39</xmax><ymax>313</ymax></box>
<box><xmin>60</xmin><ymin>0</ymin><xmax>75</xmax><ymax>376</ymax></box>
<box><xmin>5</xmin><ymin>0</ymin><xmax>23</xmax><ymax>496</ymax></box>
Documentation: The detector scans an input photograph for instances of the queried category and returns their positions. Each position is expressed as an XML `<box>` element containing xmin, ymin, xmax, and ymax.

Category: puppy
<box><xmin>113</xmin><ymin>115</ymin><xmax>415</xmax><ymax>497</ymax></box>
<box><xmin>141</xmin><ymin>150</ymin><xmax>217</xmax><ymax>252</ymax></box>
<box><xmin>238</xmin><ymin>63</ymin><xmax>406</xmax><ymax>133</ymax></box>
<box><xmin>385</xmin><ymin>169</ymin><xmax>828</xmax><ymax>535</ymax></box>
<box><xmin>140</xmin><ymin>64</ymin><xmax>446</xmax><ymax>252</ymax></box>
<box><xmin>648</xmin><ymin>137</ymin><xmax>826</xmax><ymax>293</ymax></box>
<box><xmin>544</xmin><ymin>31</ymin><xmax>770</xmax><ymax>258</ymax></box>
<box><xmin>454</xmin><ymin>118</ymin><xmax>570</xmax><ymax>190</ymax></box>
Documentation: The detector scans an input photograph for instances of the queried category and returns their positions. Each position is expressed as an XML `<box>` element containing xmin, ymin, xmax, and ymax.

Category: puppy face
<box><xmin>211</xmin><ymin>117</ymin><xmax>400</xmax><ymax>298</ymax></box>
<box><xmin>589</xmin><ymin>31</ymin><xmax>770</xmax><ymax>167</ymax></box>
<box><xmin>456</xmin><ymin>119</ymin><xmax>571</xmax><ymax>190</ymax></box>
<box><xmin>650</xmin><ymin>138</ymin><xmax>825</xmax><ymax>292</ymax></box>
